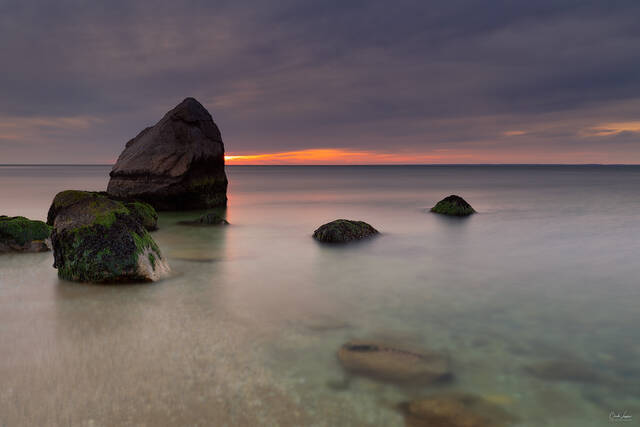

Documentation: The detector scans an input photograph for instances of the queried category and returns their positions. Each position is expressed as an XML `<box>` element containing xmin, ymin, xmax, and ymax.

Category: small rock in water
<box><xmin>0</xmin><ymin>215</ymin><xmax>51</xmax><ymax>253</ymax></box>
<box><xmin>313</xmin><ymin>219</ymin><xmax>378</xmax><ymax>243</ymax></box>
<box><xmin>399</xmin><ymin>392</ymin><xmax>517</xmax><ymax>427</ymax></box>
<box><xmin>430</xmin><ymin>195</ymin><xmax>476</xmax><ymax>216</ymax></box>
<box><xmin>337</xmin><ymin>340</ymin><xmax>451</xmax><ymax>384</ymax></box>
<box><xmin>524</xmin><ymin>359</ymin><xmax>600</xmax><ymax>383</ymax></box>
<box><xmin>178</xmin><ymin>212</ymin><xmax>229</xmax><ymax>226</ymax></box>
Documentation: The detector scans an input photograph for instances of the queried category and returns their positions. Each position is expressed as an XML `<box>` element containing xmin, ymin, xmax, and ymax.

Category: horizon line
<box><xmin>1</xmin><ymin>163</ymin><xmax>640</xmax><ymax>167</ymax></box>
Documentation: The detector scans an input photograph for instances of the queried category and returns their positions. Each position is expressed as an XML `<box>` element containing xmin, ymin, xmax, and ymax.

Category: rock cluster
<box><xmin>107</xmin><ymin>97</ymin><xmax>228</xmax><ymax>211</ymax></box>
<box><xmin>0</xmin><ymin>215</ymin><xmax>51</xmax><ymax>253</ymax></box>
<box><xmin>47</xmin><ymin>191</ymin><xmax>168</xmax><ymax>283</ymax></box>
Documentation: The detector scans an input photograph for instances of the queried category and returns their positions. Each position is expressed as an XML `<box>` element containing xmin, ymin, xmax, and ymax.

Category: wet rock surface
<box><xmin>431</xmin><ymin>195</ymin><xmax>476</xmax><ymax>216</ymax></box>
<box><xmin>107</xmin><ymin>97</ymin><xmax>228</xmax><ymax>210</ymax></box>
<box><xmin>337</xmin><ymin>340</ymin><xmax>451</xmax><ymax>383</ymax></box>
<box><xmin>313</xmin><ymin>219</ymin><xmax>378</xmax><ymax>243</ymax></box>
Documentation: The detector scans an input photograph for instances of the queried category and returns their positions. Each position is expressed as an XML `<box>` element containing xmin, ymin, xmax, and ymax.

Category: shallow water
<box><xmin>1</xmin><ymin>165</ymin><xmax>639</xmax><ymax>426</ymax></box>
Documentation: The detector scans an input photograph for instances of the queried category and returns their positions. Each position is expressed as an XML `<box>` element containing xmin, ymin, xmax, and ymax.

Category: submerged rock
<box><xmin>178</xmin><ymin>212</ymin><xmax>229</xmax><ymax>226</ymax></box>
<box><xmin>399</xmin><ymin>393</ymin><xmax>517</xmax><ymax>427</ymax></box>
<box><xmin>0</xmin><ymin>216</ymin><xmax>51</xmax><ymax>253</ymax></box>
<box><xmin>313</xmin><ymin>219</ymin><xmax>378</xmax><ymax>243</ymax></box>
<box><xmin>107</xmin><ymin>97</ymin><xmax>228</xmax><ymax>210</ymax></box>
<box><xmin>431</xmin><ymin>195</ymin><xmax>476</xmax><ymax>216</ymax></box>
<box><xmin>337</xmin><ymin>340</ymin><xmax>451</xmax><ymax>383</ymax></box>
<box><xmin>48</xmin><ymin>190</ymin><xmax>169</xmax><ymax>283</ymax></box>
<box><xmin>524</xmin><ymin>360</ymin><xmax>601</xmax><ymax>383</ymax></box>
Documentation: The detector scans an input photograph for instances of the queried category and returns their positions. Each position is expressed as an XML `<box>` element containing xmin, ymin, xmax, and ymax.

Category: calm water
<box><xmin>1</xmin><ymin>165</ymin><xmax>639</xmax><ymax>426</ymax></box>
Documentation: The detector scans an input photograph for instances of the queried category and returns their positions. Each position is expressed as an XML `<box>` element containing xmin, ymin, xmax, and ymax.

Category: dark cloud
<box><xmin>0</xmin><ymin>0</ymin><xmax>639</xmax><ymax>163</ymax></box>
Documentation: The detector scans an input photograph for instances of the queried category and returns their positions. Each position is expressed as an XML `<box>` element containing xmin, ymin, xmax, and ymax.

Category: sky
<box><xmin>1</xmin><ymin>0</ymin><xmax>640</xmax><ymax>164</ymax></box>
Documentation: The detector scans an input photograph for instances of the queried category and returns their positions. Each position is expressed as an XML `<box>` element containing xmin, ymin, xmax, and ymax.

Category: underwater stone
<box><xmin>430</xmin><ymin>195</ymin><xmax>476</xmax><ymax>216</ymax></box>
<box><xmin>49</xmin><ymin>190</ymin><xmax>169</xmax><ymax>283</ymax></box>
<box><xmin>313</xmin><ymin>219</ymin><xmax>378</xmax><ymax>243</ymax></box>
<box><xmin>524</xmin><ymin>360</ymin><xmax>601</xmax><ymax>383</ymax></box>
<box><xmin>399</xmin><ymin>392</ymin><xmax>517</xmax><ymax>427</ymax></box>
<box><xmin>0</xmin><ymin>215</ymin><xmax>51</xmax><ymax>253</ymax></box>
<box><xmin>337</xmin><ymin>340</ymin><xmax>451</xmax><ymax>383</ymax></box>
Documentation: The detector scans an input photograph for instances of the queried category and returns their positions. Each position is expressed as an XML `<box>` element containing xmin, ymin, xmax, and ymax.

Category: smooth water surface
<box><xmin>1</xmin><ymin>165</ymin><xmax>639</xmax><ymax>426</ymax></box>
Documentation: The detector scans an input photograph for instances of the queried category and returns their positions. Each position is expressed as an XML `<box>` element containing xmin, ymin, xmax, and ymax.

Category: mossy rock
<box><xmin>430</xmin><ymin>195</ymin><xmax>476</xmax><ymax>216</ymax></box>
<box><xmin>124</xmin><ymin>201</ymin><xmax>158</xmax><ymax>231</ymax></box>
<box><xmin>337</xmin><ymin>340</ymin><xmax>452</xmax><ymax>384</ymax></box>
<box><xmin>313</xmin><ymin>219</ymin><xmax>378</xmax><ymax>243</ymax></box>
<box><xmin>399</xmin><ymin>392</ymin><xmax>518</xmax><ymax>427</ymax></box>
<box><xmin>48</xmin><ymin>191</ymin><xmax>158</xmax><ymax>231</ymax></box>
<box><xmin>178</xmin><ymin>212</ymin><xmax>229</xmax><ymax>226</ymax></box>
<box><xmin>0</xmin><ymin>215</ymin><xmax>52</xmax><ymax>253</ymax></box>
<box><xmin>49</xmin><ymin>191</ymin><xmax>169</xmax><ymax>283</ymax></box>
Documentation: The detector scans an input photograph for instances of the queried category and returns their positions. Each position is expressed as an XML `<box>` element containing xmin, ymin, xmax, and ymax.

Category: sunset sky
<box><xmin>1</xmin><ymin>1</ymin><xmax>640</xmax><ymax>164</ymax></box>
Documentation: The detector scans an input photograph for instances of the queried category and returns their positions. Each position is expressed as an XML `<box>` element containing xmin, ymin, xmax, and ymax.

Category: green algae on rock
<box><xmin>124</xmin><ymin>201</ymin><xmax>158</xmax><ymax>231</ymax></box>
<box><xmin>178</xmin><ymin>212</ymin><xmax>229</xmax><ymax>226</ymax></box>
<box><xmin>48</xmin><ymin>191</ymin><xmax>159</xmax><ymax>231</ymax></box>
<box><xmin>48</xmin><ymin>190</ymin><xmax>169</xmax><ymax>283</ymax></box>
<box><xmin>0</xmin><ymin>215</ymin><xmax>51</xmax><ymax>253</ymax></box>
<box><xmin>313</xmin><ymin>219</ymin><xmax>378</xmax><ymax>243</ymax></box>
<box><xmin>337</xmin><ymin>340</ymin><xmax>452</xmax><ymax>384</ymax></box>
<box><xmin>430</xmin><ymin>195</ymin><xmax>476</xmax><ymax>216</ymax></box>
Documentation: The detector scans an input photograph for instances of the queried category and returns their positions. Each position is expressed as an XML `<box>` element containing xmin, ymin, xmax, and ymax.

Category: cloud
<box><xmin>1</xmin><ymin>0</ymin><xmax>639</xmax><ymax>163</ymax></box>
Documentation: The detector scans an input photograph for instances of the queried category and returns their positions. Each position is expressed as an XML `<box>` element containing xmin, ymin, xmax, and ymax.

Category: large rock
<box><xmin>0</xmin><ymin>215</ymin><xmax>51</xmax><ymax>253</ymax></box>
<box><xmin>107</xmin><ymin>97</ymin><xmax>228</xmax><ymax>210</ymax></box>
<box><xmin>337</xmin><ymin>340</ymin><xmax>452</xmax><ymax>383</ymax></box>
<box><xmin>431</xmin><ymin>195</ymin><xmax>476</xmax><ymax>216</ymax></box>
<box><xmin>313</xmin><ymin>219</ymin><xmax>378</xmax><ymax>243</ymax></box>
<box><xmin>48</xmin><ymin>191</ymin><xmax>169</xmax><ymax>283</ymax></box>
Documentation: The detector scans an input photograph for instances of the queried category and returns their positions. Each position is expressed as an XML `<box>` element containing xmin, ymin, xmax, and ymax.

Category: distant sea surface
<box><xmin>1</xmin><ymin>165</ymin><xmax>639</xmax><ymax>426</ymax></box>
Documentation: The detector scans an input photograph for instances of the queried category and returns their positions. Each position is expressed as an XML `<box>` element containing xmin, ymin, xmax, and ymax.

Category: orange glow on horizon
<box><xmin>583</xmin><ymin>121</ymin><xmax>640</xmax><ymax>137</ymax></box>
<box><xmin>223</xmin><ymin>148</ymin><xmax>464</xmax><ymax>165</ymax></box>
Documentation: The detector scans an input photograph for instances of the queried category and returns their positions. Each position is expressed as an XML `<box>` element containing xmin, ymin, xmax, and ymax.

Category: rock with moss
<box><xmin>313</xmin><ymin>219</ymin><xmax>378</xmax><ymax>243</ymax></box>
<box><xmin>430</xmin><ymin>195</ymin><xmax>476</xmax><ymax>216</ymax></box>
<box><xmin>47</xmin><ymin>191</ymin><xmax>158</xmax><ymax>231</ymax></box>
<box><xmin>0</xmin><ymin>215</ymin><xmax>52</xmax><ymax>253</ymax></box>
<box><xmin>178</xmin><ymin>212</ymin><xmax>229</xmax><ymax>226</ymax></box>
<box><xmin>124</xmin><ymin>201</ymin><xmax>158</xmax><ymax>231</ymax></box>
<box><xmin>49</xmin><ymin>190</ymin><xmax>169</xmax><ymax>283</ymax></box>
<box><xmin>107</xmin><ymin>97</ymin><xmax>228</xmax><ymax>210</ymax></box>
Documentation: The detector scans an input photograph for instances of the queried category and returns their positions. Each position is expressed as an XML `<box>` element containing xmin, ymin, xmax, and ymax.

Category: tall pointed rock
<box><xmin>107</xmin><ymin>97</ymin><xmax>227</xmax><ymax>210</ymax></box>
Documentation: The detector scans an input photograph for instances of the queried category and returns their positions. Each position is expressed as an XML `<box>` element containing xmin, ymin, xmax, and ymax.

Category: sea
<box><xmin>0</xmin><ymin>165</ymin><xmax>639</xmax><ymax>426</ymax></box>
